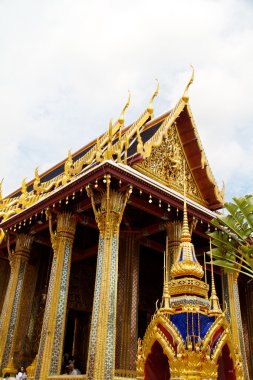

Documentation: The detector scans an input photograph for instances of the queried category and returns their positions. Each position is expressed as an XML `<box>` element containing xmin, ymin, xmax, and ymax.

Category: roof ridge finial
<box><xmin>21</xmin><ymin>177</ymin><xmax>28</xmax><ymax>195</ymax></box>
<box><xmin>182</xmin><ymin>65</ymin><xmax>194</xmax><ymax>103</ymax></box>
<box><xmin>209</xmin><ymin>239</ymin><xmax>222</xmax><ymax>316</ymax></box>
<box><xmin>105</xmin><ymin>118</ymin><xmax>114</xmax><ymax>160</ymax></box>
<box><xmin>147</xmin><ymin>79</ymin><xmax>159</xmax><ymax>116</ymax></box>
<box><xmin>117</xmin><ymin>91</ymin><xmax>131</xmax><ymax>126</ymax></box>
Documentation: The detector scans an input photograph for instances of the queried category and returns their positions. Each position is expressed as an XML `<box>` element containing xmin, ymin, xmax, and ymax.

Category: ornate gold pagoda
<box><xmin>136</xmin><ymin>179</ymin><xmax>244</xmax><ymax>379</ymax></box>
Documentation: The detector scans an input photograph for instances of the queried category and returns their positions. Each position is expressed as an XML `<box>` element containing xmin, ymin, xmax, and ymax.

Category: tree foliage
<box><xmin>209</xmin><ymin>194</ymin><xmax>253</xmax><ymax>278</ymax></box>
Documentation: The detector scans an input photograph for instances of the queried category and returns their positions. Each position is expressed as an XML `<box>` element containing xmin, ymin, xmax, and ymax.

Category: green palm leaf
<box><xmin>209</xmin><ymin>194</ymin><xmax>253</xmax><ymax>278</ymax></box>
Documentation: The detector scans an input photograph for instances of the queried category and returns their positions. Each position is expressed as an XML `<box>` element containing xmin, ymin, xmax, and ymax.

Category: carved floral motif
<box><xmin>136</xmin><ymin>123</ymin><xmax>202</xmax><ymax>201</ymax></box>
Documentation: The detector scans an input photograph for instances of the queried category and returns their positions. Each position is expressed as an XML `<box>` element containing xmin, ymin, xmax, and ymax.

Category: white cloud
<box><xmin>0</xmin><ymin>0</ymin><xmax>252</xmax><ymax>200</ymax></box>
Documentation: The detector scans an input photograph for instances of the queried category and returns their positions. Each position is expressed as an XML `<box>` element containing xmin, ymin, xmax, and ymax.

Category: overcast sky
<box><xmin>0</xmin><ymin>0</ymin><xmax>252</xmax><ymax>202</ymax></box>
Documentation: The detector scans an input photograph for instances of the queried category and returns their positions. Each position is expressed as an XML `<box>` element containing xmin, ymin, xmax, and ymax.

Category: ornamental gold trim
<box><xmin>134</xmin><ymin>121</ymin><xmax>206</xmax><ymax>206</ymax></box>
<box><xmin>168</xmin><ymin>277</ymin><xmax>209</xmax><ymax>298</ymax></box>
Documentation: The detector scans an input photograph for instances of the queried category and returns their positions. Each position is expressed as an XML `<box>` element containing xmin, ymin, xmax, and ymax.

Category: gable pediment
<box><xmin>134</xmin><ymin>122</ymin><xmax>206</xmax><ymax>205</ymax></box>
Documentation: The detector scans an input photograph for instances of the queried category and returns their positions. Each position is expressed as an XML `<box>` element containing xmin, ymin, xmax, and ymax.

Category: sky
<box><xmin>0</xmin><ymin>0</ymin><xmax>252</xmax><ymax>202</ymax></box>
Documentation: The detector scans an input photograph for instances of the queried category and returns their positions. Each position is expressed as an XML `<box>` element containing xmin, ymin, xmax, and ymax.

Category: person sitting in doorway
<box><xmin>67</xmin><ymin>363</ymin><xmax>81</xmax><ymax>375</ymax></box>
<box><xmin>16</xmin><ymin>367</ymin><xmax>27</xmax><ymax>379</ymax></box>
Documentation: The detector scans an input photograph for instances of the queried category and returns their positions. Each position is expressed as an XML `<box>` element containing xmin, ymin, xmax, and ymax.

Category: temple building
<box><xmin>0</xmin><ymin>71</ymin><xmax>252</xmax><ymax>379</ymax></box>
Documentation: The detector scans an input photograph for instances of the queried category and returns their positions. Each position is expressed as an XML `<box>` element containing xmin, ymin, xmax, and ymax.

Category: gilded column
<box><xmin>86</xmin><ymin>178</ymin><xmax>131</xmax><ymax>380</ymax></box>
<box><xmin>34</xmin><ymin>212</ymin><xmax>76</xmax><ymax>380</ymax></box>
<box><xmin>0</xmin><ymin>234</ymin><xmax>33</xmax><ymax>372</ymax></box>
<box><xmin>0</xmin><ymin>258</ymin><xmax>10</xmax><ymax>315</ymax></box>
<box><xmin>245</xmin><ymin>281</ymin><xmax>253</xmax><ymax>377</ymax></box>
<box><xmin>223</xmin><ymin>271</ymin><xmax>249</xmax><ymax>380</ymax></box>
<box><xmin>164</xmin><ymin>221</ymin><xmax>182</xmax><ymax>275</ymax></box>
<box><xmin>116</xmin><ymin>231</ymin><xmax>139</xmax><ymax>371</ymax></box>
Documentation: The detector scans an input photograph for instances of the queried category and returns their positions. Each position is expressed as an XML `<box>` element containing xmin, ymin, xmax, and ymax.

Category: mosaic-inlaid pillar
<box><xmin>0</xmin><ymin>258</ymin><xmax>10</xmax><ymax>315</ymax></box>
<box><xmin>14</xmin><ymin>257</ymin><xmax>39</xmax><ymax>365</ymax></box>
<box><xmin>223</xmin><ymin>271</ymin><xmax>249</xmax><ymax>380</ymax></box>
<box><xmin>86</xmin><ymin>180</ymin><xmax>131</xmax><ymax>380</ymax></box>
<box><xmin>34</xmin><ymin>212</ymin><xmax>76</xmax><ymax>380</ymax></box>
<box><xmin>116</xmin><ymin>231</ymin><xmax>139</xmax><ymax>371</ymax></box>
<box><xmin>245</xmin><ymin>281</ymin><xmax>253</xmax><ymax>377</ymax></box>
<box><xmin>164</xmin><ymin>221</ymin><xmax>182</xmax><ymax>276</ymax></box>
<box><xmin>0</xmin><ymin>234</ymin><xmax>33</xmax><ymax>373</ymax></box>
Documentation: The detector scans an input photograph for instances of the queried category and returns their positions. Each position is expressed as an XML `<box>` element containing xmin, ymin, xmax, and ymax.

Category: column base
<box><xmin>27</xmin><ymin>354</ymin><xmax>37</xmax><ymax>378</ymax></box>
<box><xmin>2</xmin><ymin>356</ymin><xmax>17</xmax><ymax>377</ymax></box>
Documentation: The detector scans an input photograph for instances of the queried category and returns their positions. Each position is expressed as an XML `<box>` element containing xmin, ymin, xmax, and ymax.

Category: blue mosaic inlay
<box><xmin>0</xmin><ymin>272</ymin><xmax>14</xmax><ymax>332</ymax></box>
<box><xmin>222</xmin><ymin>273</ymin><xmax>230</xmax><ymax>322</ymax></box>
<box><xmin>87</xmin><ymin>238</ymin><xmax>104</xmax><ymax>380</ymax></box>
<box><xmin>34</xmin><ymin>255</ymin><xmax>57</xmax><ymax>380</ymax></box>
<box><xmin>1</xmin><ymin>261</ymin><xmax>25</xmax><ymax>369</ymax></box>
<box><xmin>234</xmin><ymin>281</ymin><xmax>249</xmax><ymax>379</ymax></box>
<box><xmin>49</xmin><ymin>242</ymin><xmax>71</xmax><ymax>374</ymax></box>
<box><xmin>104</xmin><ymin>237</ymin><xmax>118</xmax><ymax>380</ymax></box>
<box><xmin>170</xmin><ymin>313</ymin><xmax>215</xmax><ymax>342</ymax></box>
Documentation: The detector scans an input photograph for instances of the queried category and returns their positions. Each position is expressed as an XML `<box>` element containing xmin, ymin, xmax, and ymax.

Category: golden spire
<box><xmin>161</xmin><ymin>236</ymin><xmax>173</xmax><ymax>312</ymax></box>
<box><xmin>182</xmin><ymin>65</ymin><xmax>194</xmax><ymax>103</ymax></box>
<box><xmin>147</xmin><ymin>79</ymin><xmax>159</xmax><ymax>116</ymax></box>
<box><xmin>181</xmin><ymin>171</ymin><xmax>191</xmax><ymax>244</ymax></box>
<box><xmin>209</xmin><ymin>239</ymin><xmax>222</xmax><ymax>316</ymax></box>
<box><xmin>171</xmin><ymin>161</ymin><xmax>204</xmax><ymax>279</ymax></box>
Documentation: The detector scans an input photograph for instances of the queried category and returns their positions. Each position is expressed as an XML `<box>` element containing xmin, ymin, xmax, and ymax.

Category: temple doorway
<box><xmin>145</xmin><ymin>341</ymin><xmax>170</xmax><ymax>380</ymax></box>
<box><xmin>63</xmin><ymin>309</ymin><xmax>91</xmax><ymax>374</ymax></box>
<box><xmin>217</xmin><ymin>344</ymin><xmax>236</xmax><ymax>380</ymax></box>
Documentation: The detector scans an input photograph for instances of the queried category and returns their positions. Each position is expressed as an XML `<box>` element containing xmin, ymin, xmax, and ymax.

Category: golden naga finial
<box><xmin>33</xmin><ymin>167</ymin><xmax>41</xmax><ymax>194</ymax></box>
<box><xmin>147</xmin><ymin>79</ymin><xmax>159</xmax><ymax>116</ymax></box>
<box><xmin>35</xmin><ymin>166</ymin><xmax>39</xmax><ymax>179</ymax></box>
<box><xmin>62</xmin><ymin>149</ymin><xmax>73</xmax><ymax>185</ymax></box>
<box><xmin>104</xmin><ymin>119</ymin><xmax>114</xmax><ymax>160</ymax></box>
<box><xmin>0</xmin><ymin>228</ymin><xmax>5</xmax><ymax>245</ymax></box>
<box><xmin>117</xmin><ymin>91</ymin><xmax>131</xmax><ymax>126</ymax></box>
<box><xmin>21</xmin><ymin>177</ymin><xmax>28</xmax><ymax>195</ymax></box>
<box><xmin>96</xmin><ymin>137</ymin><xmax>103</xmax><ymax>162</ymax></box>
<box><xmin>0</xmin><ymin>178</ymin><xmax>3</xmax><ymax>202</ymax></box>
<box><xmin>108</xmin><ymin>118</ymin><xmax>113</xmax><ymax>142</ymax></box>
<box><xmin>18</xmin><ymin>177</ymin><xmax>29</xmax><ymax>207</ymax></box>
<box><xmin>64</xmin><ymin>149</ymin><xmax>73</xmax><ymax>173</ymax></box>
<box><xmin>182</xmin><ymin>65</ymin><xmax>194</xmax><ymax>103</ymax></box>
<box><xmin>220</xmin><ymin>180</ymin><xmax>225</xmax><ymax>202</ymax></box>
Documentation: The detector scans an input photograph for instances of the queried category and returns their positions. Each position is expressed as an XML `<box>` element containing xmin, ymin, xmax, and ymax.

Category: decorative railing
<box><xmin>47</xmin><ymin>370</ymin><xmax>137</xmax><ymax>380</ymax></box>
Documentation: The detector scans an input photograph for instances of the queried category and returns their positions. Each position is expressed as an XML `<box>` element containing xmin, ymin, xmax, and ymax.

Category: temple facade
<box><xmin>0</xmin><ymin>72</ymin><xmax>252</xmax><ymax>380</ymax></box>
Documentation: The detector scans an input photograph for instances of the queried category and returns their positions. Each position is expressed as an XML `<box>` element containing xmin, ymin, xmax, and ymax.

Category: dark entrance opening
<box><xmin>217</xmin><ymin>344</ymin><xmax>236</xmax><ymax>380</ymax></box>
<box><xmin>145</xmin><ymin>341</ymin><xmax>170</xmax><ymax>380</ymax></box>
<box><xmin>63</xmin><ymin>309</ymin><xmax>91</xmax><ymax>374</ymax></box>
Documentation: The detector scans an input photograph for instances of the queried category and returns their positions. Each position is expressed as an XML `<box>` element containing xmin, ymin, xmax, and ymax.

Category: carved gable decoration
<box><xmin>134</xmin><ymin>123</ymin><xmax>204</xmax><ymax>204</ymax></box>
